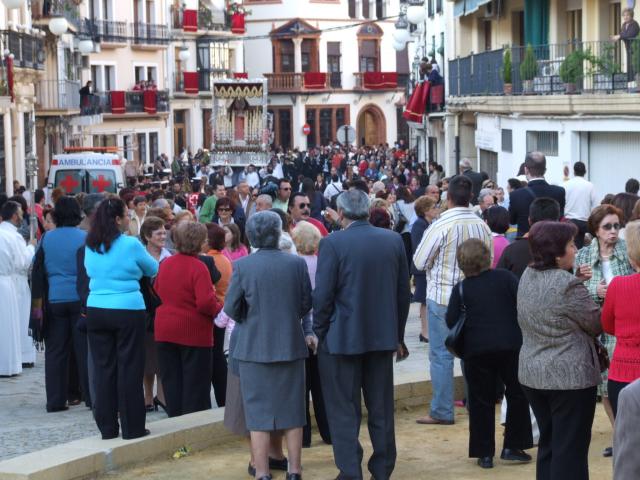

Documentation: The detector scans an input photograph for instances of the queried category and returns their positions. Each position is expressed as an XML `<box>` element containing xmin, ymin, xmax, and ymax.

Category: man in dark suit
<box><xmin>313</xmin><ymin>190</ymin><xmax>411</xmax><ymax>480</ymax></box>
<box><xmin>508</xmin><ymin>151</ymin><xmax>566</xmax><ymax>236</ymax></box>
<box><xmin>460</xmin><ymin>159</ymin><xmax>483</xmax><ymax>205</ymax></box>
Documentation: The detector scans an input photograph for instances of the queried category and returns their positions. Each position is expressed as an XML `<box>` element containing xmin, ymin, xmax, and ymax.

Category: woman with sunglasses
<box><xmin>575</xmin><ymin>203</ymin><xmax>633</xmax><ymax>457</ymax></box>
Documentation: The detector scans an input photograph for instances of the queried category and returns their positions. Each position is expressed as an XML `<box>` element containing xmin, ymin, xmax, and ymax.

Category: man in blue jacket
<box><xmin>313</xmin><ymin>189</ymin><xmax>410</xmax><ymax>480</ymax></box>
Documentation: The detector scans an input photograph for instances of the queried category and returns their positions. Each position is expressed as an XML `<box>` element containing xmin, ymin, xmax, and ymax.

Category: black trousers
<box><xmin>157</xmin><ymin>342</ymin><xmax>212</xmax><ymax>417</ymax></box>
<box><xmin>319</xmin><ymin>349</ymin><xmax>395</xmax><ymax>480</ymax></box>
<box><xmin>86</xmin><ymin>307</ymin><xmax>146</xmax><ymax>439</ymax></box>
<box><xmin>523</xmin><ymin>385</ymin><xmax>597</xmax><ymax>480</ymax></box>
<box><xmin>569</xmin><ymin>219</ymin><xmax>588</xmax><ymax>250</ymax></box>
<box><xmin>303</xmin><ymin>349</ymin><xmax>331</xmax><ymax>446</ymax></box>
<box><xmin>608</xmin><ymin>379</ymin><xmax>629</xmax><ymax>419</ymax></box>
<box><xmin>211</xmin><ymin>326</ymin><xmax>227</xmax><ymax>407</ymax></box>
<box><xmin>463</xmin><ymin>351</ymin><xmax>533</xmax><ymax>458</ymax></box>
<box><xmin>45</xmin><ymin>301</ymin><xmax>91</xmax><ymax>410</ymax></box>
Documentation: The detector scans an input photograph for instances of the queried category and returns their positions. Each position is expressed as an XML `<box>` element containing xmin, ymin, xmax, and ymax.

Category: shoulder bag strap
<box><xmin>458</xmin><ymin>280</ymin><xmax>466</xmax><ymax>313</ymax></box>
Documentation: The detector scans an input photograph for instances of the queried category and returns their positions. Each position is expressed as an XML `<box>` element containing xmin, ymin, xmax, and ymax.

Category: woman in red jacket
<box><xmin>602</xmin><ymin>219</ymin><xmax>640</xmax><ymax>418</ymax></box>
<box><xmin>154</xmin><ymin>221</ymin><xmax>222</xmax><ymax>417</ymax></box>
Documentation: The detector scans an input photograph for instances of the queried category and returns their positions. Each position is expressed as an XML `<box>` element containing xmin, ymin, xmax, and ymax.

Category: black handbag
<box><xmin>445</xmin><ymin>281</ymin><xmax>466</xmax><ymax>359</ymax></box>
<box><xmin>140</xmin><ymin>276</ymin><xmax>162</xmax><ymax>332</ymax></box>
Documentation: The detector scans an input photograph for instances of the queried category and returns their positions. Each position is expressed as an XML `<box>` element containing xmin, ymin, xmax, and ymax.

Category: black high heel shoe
<box><xmin>153</xmin><ymin>396</ymin><xmax>167</xmax><ymax>414</ymax></box>
<box><xmin>145</xmin><ymin>403</ymin><xmax>156</xmax><ymax>412</ymax></box>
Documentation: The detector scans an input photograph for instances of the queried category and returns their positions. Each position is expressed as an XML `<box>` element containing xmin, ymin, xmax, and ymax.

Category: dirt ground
<box><xmin>103</xmin><ymin>404</ymin><xmax>614</xmax><ymax>480</ymax></box>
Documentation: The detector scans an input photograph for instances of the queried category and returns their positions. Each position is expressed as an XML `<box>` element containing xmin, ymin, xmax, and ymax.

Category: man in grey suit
<box><xmin>614</xmin><ymin>379</ymin><xmax>640</xmax><ymax>479</ymax></box>
<box><xmin>313</xmin><ymin>189</ymin><xmax>411</xmax><ymax>480</ymax></box>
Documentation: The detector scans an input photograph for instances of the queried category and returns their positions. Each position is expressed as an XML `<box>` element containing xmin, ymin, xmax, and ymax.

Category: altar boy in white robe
<box><xmin>0</xmin><ymin>200</ymin><xmax>35</xmax><ymax>376</ymax></box>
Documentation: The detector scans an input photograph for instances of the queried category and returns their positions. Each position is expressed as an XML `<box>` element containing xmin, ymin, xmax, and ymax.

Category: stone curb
<box><xmin>0</xmin><ymin>373</ymin><xmax>463</xmax><ymax>480</ymax></box>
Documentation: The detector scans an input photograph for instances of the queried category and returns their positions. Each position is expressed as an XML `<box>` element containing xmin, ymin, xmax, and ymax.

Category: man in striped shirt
<box><xmin>413</xmin><ymin>175</ymin><xmax>493</xmax><ymax>425</ymax></box>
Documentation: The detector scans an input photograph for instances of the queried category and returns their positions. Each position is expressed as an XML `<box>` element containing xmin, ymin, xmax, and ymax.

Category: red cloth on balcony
<box><xmin>233</xmin><ymin>72</ymin><xmax>249</xmax><ymax>79</ymax></box>
<box><xmin>183</xmin><ymin>9</ymin><xmax>198</xmax><ymax>32</ymax></box>
<box><xmin>430</xmin><ymin>84</ymin><xmax>444</xmax><ymax>108</ymax></box>
<box><xmin>143</xmin><ymin>90</ymin><xmax>157</xmax><ymax>114</ymax></box>
<box><xmin>184</xmin><ymin>72</ymin><xmax>199</xmax><ymax>94</ymax></box>
<box><xmin>231</xmin><ymin>13</ymin><xmax>245</xmax><ymax>34</ymax></box>
<box><xmin>6</xmin><ymin>55</ymin><xmax>13</xmax><ymax>102</ymax></box>
<box><xmin>304</xmin><ymin>72</ymin><xmax>327</xmax><ymax>89</ymax></box>
<box><xmin>381</xmin><ymin>72</ymin><xmax>398</xmax><ymax>88</ymax></box>
<box><xmin>110</xmin><ymin>91</ymin><xmax>125</xmax><ymax>114</ymax></box>
<box><xmin>362</xmin><ymin>72</ymin><xmax>398</xmax><ymax>89</ymax></box>
<box><xmin>403</xmin><ymin>81</ymin><xmax>430</xmax><ymax>124</ymax></box>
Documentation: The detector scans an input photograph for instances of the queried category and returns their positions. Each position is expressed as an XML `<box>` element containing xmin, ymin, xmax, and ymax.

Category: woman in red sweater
<box><xmin>602</xmin><ymin>220</ymin><xmax>640</xmax><ymax>418</ymax></box>
<box><xmin>154</xmin><ymin>222</ymin><xmax>222</xmax><ymax>417</ymax></box>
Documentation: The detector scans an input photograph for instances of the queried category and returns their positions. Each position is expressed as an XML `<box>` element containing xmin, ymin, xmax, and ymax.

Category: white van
<box><xmin>48</xmin><ymin>147</ymin><xmax>126</xmax><ymax>195</ymax></box>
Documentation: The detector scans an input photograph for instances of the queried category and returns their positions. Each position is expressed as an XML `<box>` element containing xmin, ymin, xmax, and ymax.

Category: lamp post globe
<box><xmin>178</xmin><ymin>47</ymin><xmax>191</xmax><ymax>62</ymax></box>
<box><xmin>78</xmin><ymin>39</ymin><xmax>94</xmax><ymax>55</ymax></box>
<box><xmin>392</xmin><ymin>28</ymin><xmax>410</xmax><ymax>44</ymax></box>
<box><xmin>406</xmin><ymin>5</ymin><xmax>427</xmax><ymax>24</ymax></box>
<box><xmin>49</xmin><ymin>16</ymin><xmax>69</xmax><ymax>36</ymax></box>
<box><xmin>2</xmin><ymin>0</ymin><xmax>24</xmax><ymax>9</ymax></box>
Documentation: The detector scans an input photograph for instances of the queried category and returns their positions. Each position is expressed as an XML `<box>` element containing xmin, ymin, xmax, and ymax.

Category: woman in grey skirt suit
<box><xmin>224</xmin><ymin>211</ymin><xmax>312</xmax><ymax>480</ymax></box>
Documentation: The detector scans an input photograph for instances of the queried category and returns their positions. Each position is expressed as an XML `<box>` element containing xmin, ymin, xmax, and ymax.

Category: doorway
<box><xmin>174</xmin><ymin>110</ymin><xmax>187</xmax><ymax>156</ymax></box>
<box><xmin>357</xmin><ymin>104</ymin><xmax>386</xmax><ymax>146</ymax></box>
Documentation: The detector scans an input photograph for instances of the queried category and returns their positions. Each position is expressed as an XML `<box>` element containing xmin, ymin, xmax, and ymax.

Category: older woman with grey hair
<box><xmin>225</xmin><ymin>211</ymin><xmax>312</xmax><ymax>480</ymax></box>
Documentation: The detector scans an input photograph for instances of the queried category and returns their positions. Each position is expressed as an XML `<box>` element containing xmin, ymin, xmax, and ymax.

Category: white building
<box><xmin>446</xmin><ymin>0</ymin><xmax>640</xmax><ymax>195</ymax></box>
<box><xmin>243</xmin><ymin>0</ymin><xmax>411</xmax><ymax>150</ymax></box>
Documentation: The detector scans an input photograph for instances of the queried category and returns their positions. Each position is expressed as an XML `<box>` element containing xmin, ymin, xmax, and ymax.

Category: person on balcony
<box><xmin>79</xmin><ymin>81</ymin><xmax>94</xmax><ymax>114</ymax></box>
<box><xmin>612</xmin><ymin>8</ymin><xmax>640</xmax><ymax>81</ymax></box>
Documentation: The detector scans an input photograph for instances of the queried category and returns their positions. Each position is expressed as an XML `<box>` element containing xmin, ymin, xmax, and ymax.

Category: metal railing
<box><xmin>32</xmin><ymin>0</ymin><xmax>80</xmax><ymax>30</ymax></box>
<box><xmin>330</xmin><ymin>72</ymin><xmax>342</xmax><ymax>89</ymax></box>
<box><xmin>36</xmin><ymin>80</ymin><xmax>81</xmax><ymax>110</ymax></box>
<box><xmin>80</xmin><ymin>18</ymin><xmax>128</xmax><ymax>43</ymax></box>
<box><xmin>198</xmin><ymin>70</ymin><xmax>234</xmax><ymax>91</ymax></box>
<box><xmin>89</xmin><ymin>90</ymin><xmax>169</xmax><ymax>114</ymax></box>
<box><xmin>132</xmin><ymin>22</ymin><xmax>170</xmax><ymax>45</ymax></box>
<box><xmin>1</xmin><ymin>30</ymin><xmax>45</xmax><ymax>70</ymax></box>
<box><xmin>448</xmin><ymin>40</ymin><xmax>637</xmax><ymax>96</ymax></box>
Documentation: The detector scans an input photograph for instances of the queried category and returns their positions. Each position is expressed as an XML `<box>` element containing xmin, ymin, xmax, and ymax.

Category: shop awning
<box><xmin>454</xmin><ymin>0</ymin><xmax>492</xmax><ymax>17</ymax></box>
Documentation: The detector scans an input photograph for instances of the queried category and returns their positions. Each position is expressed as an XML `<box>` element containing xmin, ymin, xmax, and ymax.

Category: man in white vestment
<box><xmin>0</xmin><ymin>200</ymin><xmax>36</xmax><ymax>376</ymax></box>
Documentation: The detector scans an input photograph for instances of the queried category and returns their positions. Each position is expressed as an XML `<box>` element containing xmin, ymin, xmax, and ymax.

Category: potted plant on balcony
<box><xmin>559</xmin><ymin>49</ymin><xmax>584</xmax><ymax>94</ymax></box>
<box><xmin>594</xmin><ymin>43</ymin><xmax>625</xmax><ymax>92</ymax></box>
<box><xmin>502</xmin><ymin>48</ymin><xmax>513</xmax><ymax>95</ymax></box>
<box><xmin>228</xmin><ymin>1</ymin><xmax>250</xmax><ymax>34</ymax></box>
<box><xmin>519</xmin><ymin>44</ymin><xmax>537</xmax><ymax>94</ymax></box>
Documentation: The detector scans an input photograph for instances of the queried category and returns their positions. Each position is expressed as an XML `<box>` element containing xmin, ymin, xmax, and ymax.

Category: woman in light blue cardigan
<box><xmin>84</xmin><ymin>197</ymin><xmax>158</xmax><ymax>440</ymax></box>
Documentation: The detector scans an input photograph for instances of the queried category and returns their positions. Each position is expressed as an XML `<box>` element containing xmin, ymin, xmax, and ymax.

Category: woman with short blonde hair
<box><xmin>291</xmin><ymin>221</ymin><xmax>321</xmax><ymax>256</ymax></box>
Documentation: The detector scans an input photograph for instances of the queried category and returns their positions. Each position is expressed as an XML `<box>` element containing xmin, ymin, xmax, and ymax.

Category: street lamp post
<box><xmin>25</xmin><ymin>150</ymin><xmax>38</xmax><ymax>242</ymax></box>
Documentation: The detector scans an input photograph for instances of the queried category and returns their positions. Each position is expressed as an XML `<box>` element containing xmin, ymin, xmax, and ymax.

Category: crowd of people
<box><xmin>1</xmin><ymin>141</ymin><xmax>640</xmax><ymax>479</ymax></box>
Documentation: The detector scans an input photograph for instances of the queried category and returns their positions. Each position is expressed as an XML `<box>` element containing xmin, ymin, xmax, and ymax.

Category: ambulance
<box><xmin>47</xmin><ymin>147</ymin><xmax>126</xmax><ymax>195</ymax></box>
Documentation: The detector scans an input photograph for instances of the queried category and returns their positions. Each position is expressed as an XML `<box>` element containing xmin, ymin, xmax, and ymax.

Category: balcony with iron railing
<box><xmin>132</xmin><ymin>22</ymin><xmax>170</xmax><ymax>47</ymax></box>
<box><xmin>448</xmin><ymin>40</ymin><xmax>638</xmax><ymax>97</ymax></box>
<box><xmin>265</xmin><ymin>72</ymin><xmax>333</xmax><ymax>92</ymax></box>
<box><xmin>171</xmin><ymin>6</ymin><xmax>230</xmax><ymax>32</ymax></box>
<box><xmin>87</xmin><ymin>90</ymin><xmax>170</xmax><ymax>115</ymax></box>
<box><xmin>35</xmin><ymin>80</ymin><xmax>81</xmax><ymax>113</ymax></box>
<box><xmin>31</xmin><ymin>0</ymin><xmax>81</xmax><ymax>31</ymax></box>
<box><xmin>79</xmin><ymin>18</ymin><xmax>128</xmax><ymax>44</ymax></box>
<box><xmin>2</xmin><ymin>30</ymin><xmax>45</xmax><ymax>70</ymax></box>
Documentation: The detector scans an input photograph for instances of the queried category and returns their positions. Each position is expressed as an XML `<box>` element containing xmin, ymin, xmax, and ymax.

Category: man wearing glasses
<box><xmin>273</xmin><ymin>179</ymin><xmax>292</xmax><ymax>212</ymax></box>
<box><xmin>289</xmin><ymin>193</ymin><xmax>328</xmax><ymax>237</ymax></box>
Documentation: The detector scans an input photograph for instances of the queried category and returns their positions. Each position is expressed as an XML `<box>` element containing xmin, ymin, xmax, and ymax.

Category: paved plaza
<box><xmin>0</xmin><ymin>305</ymin><xmax>444</xmax><ymax>462</ymax></box>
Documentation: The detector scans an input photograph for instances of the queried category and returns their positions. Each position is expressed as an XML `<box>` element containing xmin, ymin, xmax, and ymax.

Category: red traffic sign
<box><xmin>302</xmin><ymin>123</ymin><xmax>311</xmax><ymax>135</ymax></box>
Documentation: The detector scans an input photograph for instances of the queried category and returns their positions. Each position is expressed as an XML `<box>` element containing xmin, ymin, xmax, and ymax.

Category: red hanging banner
<box><xmin>182</xmin><ymin>9</ymin><xmax>198</xmax><ymax>32</ymax></box>
<box><xmin>110</xmin><ymin>91</ymin><xmax>125</xmax><ymax>114</ymax></box>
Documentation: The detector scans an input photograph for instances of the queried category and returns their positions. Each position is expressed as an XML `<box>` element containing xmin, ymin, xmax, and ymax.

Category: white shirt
<box><xmin>564</xmin><ymin>176</ymin><xmax>599</xmax><ymax>221</ymax></box>
<box><xmin>323</xmin><ymin>182</ymin><xmax>343</xmax><ymax>201</ymax></box>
